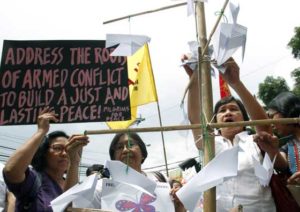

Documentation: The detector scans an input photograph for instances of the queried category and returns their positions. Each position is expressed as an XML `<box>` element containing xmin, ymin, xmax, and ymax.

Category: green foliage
<box><xmin>291</xmin><ymin>67</ymin><xmax>300</xmax><ymax>96</ymax></box>
<box><xmin>258</xmin><ymin>76</ymin><xmax>290</xmax><ymax>106</ymax></box>
<box><xmin>288</xmin><ymin>27</ymin><xmax>300</xmax><ymax>59</ymax></box>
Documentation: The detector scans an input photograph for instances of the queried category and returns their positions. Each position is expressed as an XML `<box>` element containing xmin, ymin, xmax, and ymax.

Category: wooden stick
<box><xmin>66</xmin><ymin>207</ymin><xmax>112</xmax><ymax>212</ymax></box>
<box><xmin>103</xmin><ymin>2</ymin><xmax>187</xmax><ymax>25</ymax></box>
<box><xmin>84</xmin><ymin>118</ymin><xmax>300</xmax><ymax>135</ymax></box>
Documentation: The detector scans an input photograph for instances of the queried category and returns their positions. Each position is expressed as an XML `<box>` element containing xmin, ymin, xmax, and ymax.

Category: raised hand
<box><xmin>65</xmin><ymin>134</ymin><xmax>89</xmax><ymax>164</ymax></box>
<box><xmin>253</xmin><ymin>131</ymin><xmax>279</xmax><ymax>155</ymax></box>
<box><xmin>220</xmin><ymin>57</ymin><xmax>240</xmax><ymax>87</ymax></box>
<box><xmin>37</xmin><ymin>107</ymin><xmax>58</xmax><ymax>134</ymax></box>
<box><xmin>288</xmin><ymin>171</ymin><xmax>300</xmax><ymax>185</ymax></box>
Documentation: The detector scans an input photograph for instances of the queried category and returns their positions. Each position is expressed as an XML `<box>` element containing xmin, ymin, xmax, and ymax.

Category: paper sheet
<box><xmin>252</xmin><ymin>153</ymin><xmax>274</xmax><ymax>186</ymax></box>
<box><xmin>177</xmin><ymin>146</ymin><xmax>239</xmax><ymax>211</ymax></box>
<box><xmin>104</xmin><ymin>160</ymin><xmax>156</xmax><ymax>194</ymax></box>
<box><xmin>51</xmin><ymin>174</ymin><xmax>98</xmax><ymax>212</ymax></box>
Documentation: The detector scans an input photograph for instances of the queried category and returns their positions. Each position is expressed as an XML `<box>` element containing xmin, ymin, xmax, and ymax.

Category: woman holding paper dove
<box><xmin>63</xmin><ymin>132</ymin><xmax>186</xmax><ymax>212</ymax></box>
<box><xmin>2</xmin><ymin>108</ymin><xmax>89</xmax><ymax>212</ymax></box>
<box><xmin>185</xmin><ymin>56</ymin><xmax>276</xmax><ymax>211</ymax></box>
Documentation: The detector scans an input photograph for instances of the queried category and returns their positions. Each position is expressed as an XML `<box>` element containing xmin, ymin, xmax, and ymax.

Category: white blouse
<box><xmin>215</xmin><ymin>131</ymin><xmax>276</xmax><ymax>212</ymax></box>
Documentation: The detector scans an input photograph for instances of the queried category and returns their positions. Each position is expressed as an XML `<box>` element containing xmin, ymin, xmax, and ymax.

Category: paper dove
<box><xmin>105</xmin><ymin>160</ymin><xmax>156</xmax><ymax>194</ymax></box>
<box><xmin>177</xmin><ymin>146</ymin><xmax>239</xmax><ymax>212</ymax></box>
<box><xmin>106</xmin><ymin>34</ymin><xmax>150</xmax><ymax>56</ymax></box>
<box><xmin>181</xmin><ymin>41</ymin><xmax>216</xmax><ymax>78</ymax></box>
<box><xmin>213</xmin><ymin>2</ymin><xmax>247</xmax><ymax>66</ymax></box>
<box><xmin>50</xmin><ymin>174</ymin><xmax>98</xmax><ymax>212</ymax></box>
<box><xmin>252</xmin><ymin>153</ymin><xmax>275</xmax><ymax>187</ymax></box>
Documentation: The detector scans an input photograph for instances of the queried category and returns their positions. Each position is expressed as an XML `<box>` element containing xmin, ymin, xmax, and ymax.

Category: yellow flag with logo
<box><xmin>106</xmin><ymin>44</ymin><xmax>158</xmax><ymax>129</ymax></box>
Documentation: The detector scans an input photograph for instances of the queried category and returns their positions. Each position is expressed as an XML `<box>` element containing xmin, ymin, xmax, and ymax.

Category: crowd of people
<box><xmin>1</xmin><ymin>57</ymin><xmax>300</xmax><ymax>212</ymax></box>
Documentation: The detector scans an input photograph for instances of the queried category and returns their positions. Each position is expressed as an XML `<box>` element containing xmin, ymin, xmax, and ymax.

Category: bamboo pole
<box><xmin>195</xmin><ymin>1</ymin><xmax>216</xmax><ymax>211</ymax></box>
<box><xmin>85</xmin><ymin>116</ymin><xmax>300</xmax><ymax>134</ymax></box>
<box><xmin>103</xmin><ymin>2</ymin><xmax>187</xmax><ymax>25</ymax></box>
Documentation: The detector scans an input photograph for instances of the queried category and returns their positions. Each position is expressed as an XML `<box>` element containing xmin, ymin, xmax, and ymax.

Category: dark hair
<box><xmin>214</xmin><ymin>96</ymin><xmax>249</xmax><ymax>122</ymax></box>
<box><xmin>86</xmin><ymin>164</ymin><xmax>104</xmax><ymax>176</ymax></box>
<box><xmin>31</xmin><ymin>131</ymin><xmax>69</xmax><ymax>172</ymax></box>
<box><xmin>170</xmin><ymin>179</ymin><xmax>182</xmax><ymax>188</ymax></box>
<box><xmin>268</xmin><ymin>92</ymin><xmax>300</xmax><ymax>119</ymax></box>
<box><xmin>109</xmin><ymin>132</ymin><xmax>148</xmax><ymax>164</ymax></box>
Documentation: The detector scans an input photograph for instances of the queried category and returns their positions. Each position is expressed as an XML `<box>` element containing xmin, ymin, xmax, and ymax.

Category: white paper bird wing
<box><xmin>229</xmin><ymin>1</ymin><xmax>240</xmax><ymax>24</ymax></box>
<box><xmin>109</xmin><ymin>42</ymin><xmax>141</xmax><ymax>57</ymax></box>
<box><xmin>51</xmin><ymin>174</ymin><xmax>98</xmax><ymax>212</ymax></box>
<box><xmin>187</xmin><ymin>0</ymin><xmax>194</xmax><ymax>16</ymax></box>
<box><xmin>106</xmin><ymin>34</ymin><xmax>150</xmax><ymax>56</ymax></box>
<box><xmin>177</xmin><ymin>146</ymin><xmax>239</xmax><ymax>212</ymax></box>
<box><xmin>216</xmin><ymin>23</ymin><xmax>247</xmax><ymax>65</ymax></box>
<box><xmin>105</xmin><ymin>160</ymin><xmax>157</xmax><ymax>194</ymax></box>
<box><xmin>252</xmin><ymin>154</ymin><xmax>273</xmax><ymax>187</ymax></box>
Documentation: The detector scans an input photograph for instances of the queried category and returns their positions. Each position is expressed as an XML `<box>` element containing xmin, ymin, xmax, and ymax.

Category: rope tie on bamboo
<box><xmin>200</xmin><ymin>55</ymin><xmax>211</xmax><ymax>63</ymax></box>
<box><xmin>201</xmin><ymin>111</ymin><xmax>214</xmax><ymax>158</ymax></box>
<box><xmin>214</xmin><ymin>10</ymin><xmax>228</xmax><ymax>23</ymax></box>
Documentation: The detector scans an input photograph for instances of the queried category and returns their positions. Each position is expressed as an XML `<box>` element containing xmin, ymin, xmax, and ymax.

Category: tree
<box><xmin>288</xmin><ymin>27</ymin><xmax>300</xmax><ymax>59</ymax></box>
<box><xmin>291</xmin><ymin>67</ymin><xmax>300</xmax><ymax>96</ymax></box>
<box><xmin>258</xmin><ymin>76</ymin><xmax>290</xmax><ymax>106</ymax></box>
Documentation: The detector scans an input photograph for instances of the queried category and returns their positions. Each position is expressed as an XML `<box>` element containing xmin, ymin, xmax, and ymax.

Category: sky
<box><xmin>0</xmin><ymin>0</ymin><xmax>300</xmax><ymax>177</ymax></box>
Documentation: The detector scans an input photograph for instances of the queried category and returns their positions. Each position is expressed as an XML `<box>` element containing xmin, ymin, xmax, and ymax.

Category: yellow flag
<box><xmin>106</xmin><ymin>44</ymin><xmax>157</xmax><ymax>129</ymax></box>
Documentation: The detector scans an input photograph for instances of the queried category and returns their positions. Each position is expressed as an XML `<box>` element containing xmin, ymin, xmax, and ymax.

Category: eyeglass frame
<box><xmin>49</xmin><ymin>144</ymin><xmax>66</xmax><ymax>154</ymax></box>
<box><xmin>113</xmin><ymin>141</ymin><xmax>139</xmax><ymax>152</ymax></box>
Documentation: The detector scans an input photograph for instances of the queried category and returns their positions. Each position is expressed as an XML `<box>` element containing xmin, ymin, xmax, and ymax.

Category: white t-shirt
<box><xmin>215</xmin><ymin>131</ymin><xmax>276</xmax><ymax>212</ymax></box>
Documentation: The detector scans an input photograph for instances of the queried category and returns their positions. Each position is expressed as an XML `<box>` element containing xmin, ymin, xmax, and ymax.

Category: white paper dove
<box><xmin>104</xmin><ymin>160</ymin><xmax>156</xmax><ymax>194</ymax></box>
<box><xmin>50</xmin><ymin>173</ymin><xmax>98</xmax><ymax>212</ymax></box>
<box><xmin>106</xmin><ymin>34</ymin><xmax>150</xmax><ymax>56</ymax></box>
<box><xmin>213</xmin><ymin>2</ymin><xmax>247</xmax><ymax>66</ymax></box>
<box><xmin>252</xmin><ymin>153</ymin><xmax>275</xmax><ymax>187</ymax></box>
<box><xmin>177</xmin><ymin>146</ymin><xmax>239</xmax><ymax>212</ymax></box>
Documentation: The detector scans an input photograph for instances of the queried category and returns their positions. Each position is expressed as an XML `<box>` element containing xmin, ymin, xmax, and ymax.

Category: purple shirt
<box><xmin>4</xmin><ymin>168</ymin><xmax>63</xmax><ymax>212</ymax></box>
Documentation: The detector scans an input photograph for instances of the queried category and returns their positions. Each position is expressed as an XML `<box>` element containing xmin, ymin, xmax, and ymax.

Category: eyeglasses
<box><xmin>114</xmin><ymin>141</ymin><xmax>138</xmax><ymax>152</ymax></box>
<box><xmin>49</xmin><ymin>144</ymin><xmax>66</xmax><ymax>153</ymax></box>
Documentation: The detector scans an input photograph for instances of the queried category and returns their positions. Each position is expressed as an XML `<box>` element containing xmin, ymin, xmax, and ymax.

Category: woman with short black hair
<box><xmin>3</xmin><ymin>108</ymin><xmax>89</xmax><ymax>212</ymax></box>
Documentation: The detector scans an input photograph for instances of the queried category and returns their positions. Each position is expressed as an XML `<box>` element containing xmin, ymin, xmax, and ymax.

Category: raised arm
<box><xmin>64</xmin><ymin>134</ymin><xmax>89</xmax><ymax>191</ymax></box>
<box><xmin>3</xmin><ymin>108</ymin><xmax>58</xmax><ymax>183</ymax></box>
<box><xmin>221</xmin><ymin>58</ymin><xmax>272</xmax><ymax>134</ymax></box>
<box><xmin>183</xmin><ymin>55</ymin><xmax>203</xmax><ymax>150</ymax></box>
